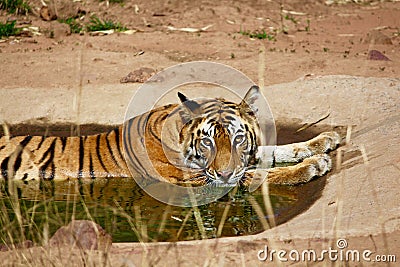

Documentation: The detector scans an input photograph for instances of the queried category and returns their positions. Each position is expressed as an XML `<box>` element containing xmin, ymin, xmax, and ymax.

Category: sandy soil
<box><xmin>1</xmin><ymin>0</ymin><xmax>400</xmax><ymax>266</ymax></box>
<box><xmin>0</xmin><ymin>0</ymin><xmax>399</xmax><ymax>89</ymax></box>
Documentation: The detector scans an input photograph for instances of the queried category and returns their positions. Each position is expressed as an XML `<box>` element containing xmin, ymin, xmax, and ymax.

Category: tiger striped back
<box><xmin>0</xmin><ymin>127</ymin><xmax>129</xmax><ymax>181</ymax></box>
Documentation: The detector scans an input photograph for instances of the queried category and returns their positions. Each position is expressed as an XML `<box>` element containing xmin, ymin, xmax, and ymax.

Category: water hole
<box><xmin>0</xmin><ymin>121</ymin><xmax>342</xmax><ymax>244</ymax></box>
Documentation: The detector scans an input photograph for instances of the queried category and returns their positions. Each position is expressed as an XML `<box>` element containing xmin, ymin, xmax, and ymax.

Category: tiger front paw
<box><xmin>267</xmin><ymin>154</ymin><xmax>332</xmax><ymax>185</ymax></box>
<box><xmin>308</xmin><ymin>131</ymin><xmax>341</xmax><ymax>154</ymax></box>
<box><xmin>302</xmin><ymin>153</ymin><xmax>332</xmax><ymax>177</ymax></box>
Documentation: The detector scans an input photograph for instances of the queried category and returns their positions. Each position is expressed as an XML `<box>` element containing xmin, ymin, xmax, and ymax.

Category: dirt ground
<box><xmin>0</xmin><ymin>0</ymin><xmax>399</xmax><ymax>89</ymax></box>
<box><xmin>1</xmin><ymin>0</ymin><xmax>400</xmax><ymax>266</ymax></box>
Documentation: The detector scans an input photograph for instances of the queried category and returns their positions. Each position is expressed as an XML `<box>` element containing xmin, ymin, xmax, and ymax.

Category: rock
<box><xmin>37</xmin><ymin>1</ymin><xmax>87</xmax><ymax>21</ymax></box>
<box><xmin>120</xmin><ymin>67</ymin><xmax>156</xmax><ymax>83</ymax></box>
<box><xmin>55</xmin><ymin>1</ymin><xmax>87</xmax><ymax>20</ymax></box>
<box><xmin>363</xmin><ymin>30</ymin><xmax>393</xmax><ymax>45</ymax></box>
<box><xmin>49</xmin><ymin>220</ymin><xmax>112</xmax><ymax>250</ymax></box>
<box><xmin>44</xmin><ymin>21</ymin><xmax>71</xmax><ymax>39</ymax></box>
<box><xmin>367</xmin><ymin>50</ymin><xmax>390</xmax><ymax>61</ymax></box>
<box><xmin>0</xmin><ymin>240</ymin><xmax>34</xmax><ymax>251</ymax></box>
<box><xmin>40</xmin><ymin>6</ymin><xmax>57</xmax><ymax>21</ymax></box>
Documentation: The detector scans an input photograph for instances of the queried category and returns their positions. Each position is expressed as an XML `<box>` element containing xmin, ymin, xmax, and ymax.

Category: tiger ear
<box><xmin>178</xmin><ymin>92</ymin><xmax>202</xmax><ymax>122</ymax></box>
<box><xmin>239</xmin><ymin>85</ymin><xmax>260</xmax><ymax>114</ymax></box>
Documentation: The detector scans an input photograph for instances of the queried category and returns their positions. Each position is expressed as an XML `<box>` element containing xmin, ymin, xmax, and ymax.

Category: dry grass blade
<box><xmin>216</xmin><ymin>201</ymin><xmax>231</xmax><ymax>238</ymax></box>
<box><xmin>296</xmin><ymin>111</ymin><xmax>331</xmax><ymax>133</ymax></box>
<box><xmin>166</xmin><ymin>24</ymin><xmax>213</xmax><ymax>33</ymax></box>
<box><xmin>5</xmin><ymin>146</ymin><xmax>25</xmax><ymax>246</ymax></box>
<box><xmin>345</xmin><ymin>125</ymin><xmax>352</xmax><ymax>145</ymax></box>
<box><xmin>193</xmin><ymin>206</ymin><xmax>207</xmax><ymax>239</ymax></box>
<box><xmin>282</xmin><ymin>9</ymin><xmax>306</xmax><ymax>16</ymax></box>
<box><xmin>134</xmin><ymin>205</ymin><xmax>148</xmax><ymax>243</ymax></box>
<box><xmin>1</xmin><ymin>121</ymin><xmax>10</xmax><ymax>140</ymax></box>
<box><xmin>216</xmin><ymin>187</ymin><xmax>238</xmax><ymax>237</ymax></box>
<box><xmin>157</xmin><ymin>205</ymin><xmax>171</xmax><ymax>234</ymax></box>
<box><xmin>258</xmin><ymin>45</ymin><xmax>265</xmax><ymax>90</ymax></box>
<box><xmin>332</xmin><ymin>151</ymin><xmax>344</xmax><ymax>265</ymax></box>
<box><xmin>359</xmin><ymin>145</ymin><xmax>390</xmax><ymax>260</ymax></box>
<box><xmin>112</xmin><ymin>200</ymin><xmax>148</xmax><ymax>244</ymax></box>
<box><xmin>187</xmin><ymin>186</ymin><xmax>207</xmax><ymax>239</ymax></box>
<box><xmin>261</xmin><ymin>182</ymin><xmax>276</xmax><ymax>227</ymax></box>
<box><xmin>176</xmin><ymin>209</ymin><xmax>193</xmax><ymax>239</ymax></box>
<box><xmin>247</xmin><ymin>195</ymin><xmax>270</xmax><ymax>231</ymax></box>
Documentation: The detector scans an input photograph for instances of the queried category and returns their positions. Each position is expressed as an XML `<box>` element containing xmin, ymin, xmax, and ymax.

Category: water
<box><xmin>0</xmin><ymin>176</ymin><xmax>325</xmax><ymax>244</ymax></box>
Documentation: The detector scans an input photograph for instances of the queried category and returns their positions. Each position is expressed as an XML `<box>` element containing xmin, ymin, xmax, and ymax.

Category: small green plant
<box><xmin>86</xmin><ymin>15</ymin><xmax>127</xmax><ymax>32</ymax></box>
<box><xmin>284</xmin><ymin>14</ymin><xmax>298</xmax><ymax>24</ymax></box>
<box><xmin>239</xmin><ymin>29</ymin><xmax>276</xmax><ymax>41</ymax></box>
<box><xmin>59</xmin><ymin>17</ymin><xmax>83</xmax><ymax>34</ymax></box>
<box><xmin>0</xmin><ymin>20</ymin><xmax>20</xmax><ymax>38</ymax></box>
<box><xmin>0</xmin><ymin>0</ymin><xmax>30</xmax><ymax>14</ymax></box>
<box><xmin>305</xmin><ymin>19</ymin><xmax>311</xmax><ymax>32</ymax></box>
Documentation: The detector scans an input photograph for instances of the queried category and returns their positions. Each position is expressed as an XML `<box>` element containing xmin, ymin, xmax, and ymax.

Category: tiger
<box><xmin>0</xmin><ymin>85</ymin><xmax>341</xmax><ymax>187</ymax></box>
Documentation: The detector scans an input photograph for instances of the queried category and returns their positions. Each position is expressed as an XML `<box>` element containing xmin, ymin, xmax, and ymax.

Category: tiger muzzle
<box><xmin>216</xmin><ymin>170</ymin><xmax>234</xmax><ymax>182</ymax></box>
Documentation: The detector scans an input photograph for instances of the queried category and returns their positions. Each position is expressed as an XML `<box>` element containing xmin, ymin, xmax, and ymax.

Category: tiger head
<box><xmin>177</xmin><ymin>86</ymin><xmax>261</xmax><ymax>187</ymax></box>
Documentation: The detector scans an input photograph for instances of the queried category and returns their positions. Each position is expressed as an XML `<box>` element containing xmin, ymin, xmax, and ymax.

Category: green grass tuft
<box><xmin>284</xmin><ymin>14</ymin><xmax>298</xmax><ymax>24</ymax></box>
<box><xmin>0</xmin><ymin>0</ymin><xmax>30</xmax><ymax>14</ymax></box>
<box><xmin>239</xmin><ymin>29</ymin><xmax>276</xmax><ymax>41</ymax></box>
<box><xmin>58</xmin><ymin>17</ymin><xmax>83</xmax><ymax>34</ymax></box>
<box><xmin>86</xmin><ymin>16</ymin><xmax>127</xmax><ymax>32</ymax></box>
<box><xmin>0</xmin><ymin>20</ymin><xmax>20</xmax><ymax>38</ymax></box>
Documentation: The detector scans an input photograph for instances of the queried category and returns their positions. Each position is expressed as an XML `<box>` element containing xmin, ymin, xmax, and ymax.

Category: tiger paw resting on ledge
<box><xmin>0</xmin><ymin>86</ymin><xmax>341</xmax><ymax>186</ymax></box>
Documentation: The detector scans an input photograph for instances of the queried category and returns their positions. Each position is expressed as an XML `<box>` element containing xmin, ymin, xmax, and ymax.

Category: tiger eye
<box><xmin>201</xmin><ymin>137</ymin><xmax>213</xmax><ymax>147</ymax></box>
<box><xmin>234</xmin><ymin>134</ymin><xmax>245</xmax><ymax>144</ymax></box>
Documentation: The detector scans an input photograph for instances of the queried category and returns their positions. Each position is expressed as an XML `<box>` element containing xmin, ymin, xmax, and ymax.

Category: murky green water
<box><xmin>0</xmin><ymin>176</ymin><xmax>325</xmax><ymax>244</ymax></box>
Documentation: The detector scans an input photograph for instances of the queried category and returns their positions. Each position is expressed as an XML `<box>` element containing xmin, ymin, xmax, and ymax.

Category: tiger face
<box><xmin>178</xmin><ymin>86</ymin><xmax>261</xmax><ymax>187</ymax></box>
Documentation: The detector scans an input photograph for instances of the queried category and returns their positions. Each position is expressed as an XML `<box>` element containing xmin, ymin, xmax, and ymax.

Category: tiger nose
<box><xmin>217</xmin><ymin>170</ymin><xmax>233</xmax><ymax>181</ymax></box>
